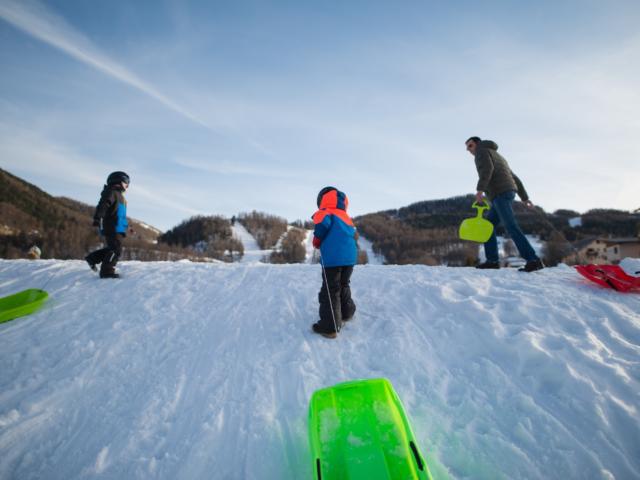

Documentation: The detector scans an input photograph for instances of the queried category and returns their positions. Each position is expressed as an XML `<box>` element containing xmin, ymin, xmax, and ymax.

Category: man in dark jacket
<box><xmin>85</xmin><ymin>171</ymin><xmax>130</xmax><ymax>278</ymax></box>
<box><xmin>465</xmin><ymin>137</ymin><xmax>544</xmax><ymax>272</ymax></box>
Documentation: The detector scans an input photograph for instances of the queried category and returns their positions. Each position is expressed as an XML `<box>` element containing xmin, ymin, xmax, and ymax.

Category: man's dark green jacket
<box><xmin>474</xmin><ymin>140</ymin><xmax>529</xmax><ymax>201</ymax></box>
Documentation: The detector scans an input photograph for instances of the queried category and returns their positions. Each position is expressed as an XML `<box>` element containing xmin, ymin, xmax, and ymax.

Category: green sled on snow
<box><xmin>459</xmin><ymin>201</ymin><xmax>494</xmax><ymax>243</ymax></box>
<box><xmin>308</xmin><ymin>378</ymin><xmax>433</xmax><ymax>480</ymax></box>
<box><xmin>0</xmin><ymin>289</ymin><xmax>49</xmax><ymax>324</ymax></box>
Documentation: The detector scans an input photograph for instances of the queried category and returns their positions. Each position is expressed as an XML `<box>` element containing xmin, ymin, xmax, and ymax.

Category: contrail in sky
<box><xmin>0</xmin><ymin>0</ymin><xmax>275</xmax><ymax>159</ymax></box>
<box><xmin>0</xmin><ymin>0</ymin><xmax>212</xmax><ymax>128</ymax></box>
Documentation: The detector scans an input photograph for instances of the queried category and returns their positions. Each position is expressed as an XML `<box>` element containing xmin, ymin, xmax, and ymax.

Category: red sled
<box><xmin>575</xmin><ymin>265</ymin><xmax>640</xmax><ymax>292</ymax></box>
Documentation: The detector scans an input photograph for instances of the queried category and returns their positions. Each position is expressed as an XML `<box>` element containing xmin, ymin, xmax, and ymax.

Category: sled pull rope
<box><xmin>530</xmin><ymin>207</ymin><xmax>580</xmax><ymax>255</ymax></box>
<box><xmin>319</xmin><ymin>253</ymin><xmax>340</xmax><ymax>334</ymax></box>
<box><xmin>40</xmin><ymin>263</ymin><xmax>62</xmax><ymax>291</ymax></box>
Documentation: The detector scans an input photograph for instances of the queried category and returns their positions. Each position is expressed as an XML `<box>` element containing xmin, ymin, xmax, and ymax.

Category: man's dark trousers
<box><xmin>484</xmin><ymin>191</ymin><xmax>538</xmax><ymax>263</ymax></box>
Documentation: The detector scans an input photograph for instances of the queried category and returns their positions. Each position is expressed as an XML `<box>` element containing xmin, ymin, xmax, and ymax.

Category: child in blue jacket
<box><xmin>311</xmin><ymin>186</ymin><xmax>358</xmax><ymax>338</ymax></box>
<box><xmin>85</xmin><ymin>171</ymin><xmax>129</xmax><ymax>278</ymax></box>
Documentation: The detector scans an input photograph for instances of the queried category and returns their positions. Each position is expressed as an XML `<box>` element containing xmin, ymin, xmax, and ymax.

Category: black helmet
<box><xmin>107</xmin><ymin>171</ymin><xmax>130</xmax><ymax>186</ymax></box>
<box><xmin>317</xmin><ymin>186</ymin><xmax>337</xmax><ymax>207</ymax></box>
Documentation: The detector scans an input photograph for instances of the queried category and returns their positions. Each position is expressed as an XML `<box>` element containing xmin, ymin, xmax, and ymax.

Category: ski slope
<box><xmin>1</xmin><ymin>259</ymin><xmax>639</xmax><ymax>480</ymax></box>
<box><xmin>231</xmin><ymin>223</ymin><xmax>272</xmax><ymax>263</ymax></box>
<box><xmin>357</xmin><ymin>235</ymin><xmax>386</xmax><ymax>265</ymax></box>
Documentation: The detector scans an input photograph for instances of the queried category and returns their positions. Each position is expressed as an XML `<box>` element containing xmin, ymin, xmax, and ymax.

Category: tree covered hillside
<box><xmin>356</xmin><ymin>195</ymin><xmax>639</xmax><ymax>265</ymax></box>
<box><xmin>0</xmin><ymin>168</ymin><xmax>182</xmax><ymax>261</ymax></box>
<box><xmin>237</xmin><ymin>211</ymin><xmax>289</xmax><ymax>249</ymax></box>
<box><xmin>159</xmin><ymin>216</ymin><xmax>244</xmax><ymax>262</ymax></box>
<box><xmin>2</xmin><ymin>169</ymin><xmax>637</xmax><ymax>265</ymax></box>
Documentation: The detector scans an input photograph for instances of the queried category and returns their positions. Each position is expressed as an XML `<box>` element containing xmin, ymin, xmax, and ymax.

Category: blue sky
<box><xmin>1</xmin><ymin>0</ymin><xmax>639</xmax><ymax>231</ymax></box>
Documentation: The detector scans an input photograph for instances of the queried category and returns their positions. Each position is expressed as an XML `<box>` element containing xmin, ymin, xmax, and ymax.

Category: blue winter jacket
<box><xmin>94</xmin><ymin>185</ymin><xmax>128</xmax><ymax>236</ymax></box>
<box><xmin>312</xmin><ymin>189</ymin><xmax>357</xmax><ymax>267</ymax></box>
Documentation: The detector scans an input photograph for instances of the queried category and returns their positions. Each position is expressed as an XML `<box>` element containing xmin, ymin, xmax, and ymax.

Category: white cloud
<box><xmin>0</xmin><ymin>125</ymin><xmax>107</xmax><ymax>186</ymax></box>
<box><xmin>173</xmin><ymin>157</ymin><xmax>299</xmax><ymax>178</ymax></box>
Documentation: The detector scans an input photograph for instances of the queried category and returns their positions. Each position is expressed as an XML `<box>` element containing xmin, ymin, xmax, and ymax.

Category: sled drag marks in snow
<box><xmin>1</xmin><ymin>261</ymin><xmax>639</xmax><ymax>480</ymax></box>
<box><xmin>175</xmin><ymin>264</ymin><xmax>314</xmax><ymax>480</ymax></box>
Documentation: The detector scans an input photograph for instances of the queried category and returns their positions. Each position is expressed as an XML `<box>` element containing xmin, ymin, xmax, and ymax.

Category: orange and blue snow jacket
<box><xmin>312</xmin><ymin>189</ymin><xmax>357</xmax><ymax>267</ymax></box>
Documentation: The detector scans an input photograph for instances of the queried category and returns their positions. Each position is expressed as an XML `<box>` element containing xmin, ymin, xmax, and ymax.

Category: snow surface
<box><xmin>1</xmin><ymin>259</ymin><xmax>639</xmax><ymax>480</ymax></box>
<box><xmin>357</xmin><ymin>235</ymin><xmax>386</xmax><ymax>265</ymax></box>
<box><xmin>231</xmin><ymin>223</ymin><xmax>272</xmax><ymax>263</ymax></box>
<box><xmin>569</xmin><ymin>217</ymin><xmax>583</xmax><ymax>228</ymax></box>
<box><xmin>303</xmin><ymin>229</ymin><xmax>319</xmax><ymax>264</ymax></box>
<box><xmin>620</xmin><ymin>257</ymin><xmax>640</xmax><ymax>276</ymax></box>
<box><xmin>132</xmin><ymin>220</ymin><xmax>163</xmax><ymax>236</ymax></box>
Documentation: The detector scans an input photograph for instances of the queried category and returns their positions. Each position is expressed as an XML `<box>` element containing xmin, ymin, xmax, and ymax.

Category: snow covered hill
<box><xmin>357</xmin><ymin>235</ymin><xmax>386</xmax><ymax>265</ymax></box>
<box><xmin>231</xmin><ymin>222</ymin><xmax>272</xmax><ymax>263</ymax></box>
<box><xmin>1</xmin><ymin>260</ymin><xmax>639</xmax><ymax>480</ymax></box>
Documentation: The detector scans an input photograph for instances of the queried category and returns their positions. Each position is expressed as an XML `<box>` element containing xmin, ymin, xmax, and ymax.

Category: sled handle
<box><xmin>471</xmin><ymin>201</ymin><xmax>490</xmax><ymax>217</ymax></box>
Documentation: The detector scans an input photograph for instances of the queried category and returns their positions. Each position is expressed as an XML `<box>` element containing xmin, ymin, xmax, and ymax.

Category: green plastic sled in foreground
<box><xmin>308</xmin><ymin>378</ymin><xmax>433</xmax><ymax>480</ymax></box>
<box><xmin>459</xmin><ymin>201</ymin><xmax>494</xmax><ymax>243</ymax></box>
<box><xmin>0</xmin><ymin>289</ymin><xmax>49</xmax><ymax>324</ymax></box>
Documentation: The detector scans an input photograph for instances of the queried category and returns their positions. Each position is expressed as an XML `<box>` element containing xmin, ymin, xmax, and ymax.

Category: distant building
<box><xmin>564</xmin><ymin>237</ymin><xmax>640</xmax><ymax>264</ymax></box>
<box><xmin>563</xmin><ymin>237</ymin><xmax>606</xmax><ymax>264</ymax></box>
<box><xmin>604</xmin><ymin>238</ymin><xmax>640</xmax><ymax>263</ymax></box>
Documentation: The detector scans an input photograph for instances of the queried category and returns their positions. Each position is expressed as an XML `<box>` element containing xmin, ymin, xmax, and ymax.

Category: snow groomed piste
<box><xmin>0</xmin><ymin>288</ymin><xmax>49</xmax><ymax>324</ymax></box>
<box><xmin>1</xmin><ymin>260</ymin><xmax>639</xmax><ymax>478</ymax></box>
<box><xmin>309</xmin><ymin>378</ymin><xmax>433</xmax><ymax>480</ymax></box>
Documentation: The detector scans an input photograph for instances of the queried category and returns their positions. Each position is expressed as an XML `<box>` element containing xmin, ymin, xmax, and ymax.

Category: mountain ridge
<box><xmin>1</xmin><ymin>168</ymin><xmax>637</xmax><ymax>264</ymax></box>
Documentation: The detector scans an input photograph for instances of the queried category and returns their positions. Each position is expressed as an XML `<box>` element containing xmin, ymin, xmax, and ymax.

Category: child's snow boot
<box><xmin>100</xmin><ymin>271</ymin><xmax>120</xmax><ymax>279</ymax></box>
<box><xmin>312</xmin><ymin>323</ymin><xmax>337</xmax><ymax>339</ymax></box>
<box><xmin>85</xmin><ymin>255</ymin><xmax>98</xmax><ymax>272</ymax></box>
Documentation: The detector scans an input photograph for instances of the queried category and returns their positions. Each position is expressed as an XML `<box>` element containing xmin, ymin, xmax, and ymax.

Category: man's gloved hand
<box><xmin>312</xmin><ymin>236</ymin><xmax>321</xmax><ymax>249</ymax></box>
